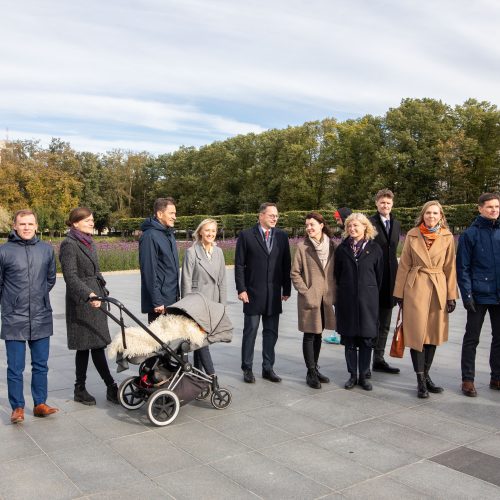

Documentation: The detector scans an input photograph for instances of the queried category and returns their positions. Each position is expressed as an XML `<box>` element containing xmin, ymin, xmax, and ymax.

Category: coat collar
<box><xmin>372</xmin><ymin>212</ymin><xmax>393</xmax><ymax>241</ymax></box>
<box><xmin>303</xmin><ymin>237</ymin><xmax>334</xmax><ymax>273</ymax></box>
<box><xmin>68</xmin><ymin>234</ymin><xmax>98</xmax><ymax>273</ymax></box>
<box><xmin>252</xmin><ymin>224</ymin><xmax>271</xmax><ymax>255</ymax></box>
<box><xmin>406</xmin><ymin>226</ymin><xmax>453</xmax><ymax>266</ymax></box>
<box><xmin>193</xmin><ymin>243</ymin><xmax>218</xmax><ymax>281</ymax></box>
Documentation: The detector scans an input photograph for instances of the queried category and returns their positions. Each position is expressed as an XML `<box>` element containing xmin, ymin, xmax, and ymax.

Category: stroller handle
<box><xmin>89</xmin><ymin>296</ymin><xmax>123</xmax><ymax>308</ymax></box>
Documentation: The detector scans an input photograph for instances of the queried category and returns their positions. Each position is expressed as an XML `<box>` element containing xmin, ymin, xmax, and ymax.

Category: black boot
<box><xmin>74</xmin><ymin>384</ymin><xmax>96</xmax><ymax>406</ymax></box>
<box><xmin>425</xmin><ymin>372</ymin><xmax>443</xmax><ymax>393</ymax></box>
<box><xmin>416</xmin><ymin>373</ymin><xmax>429</xmax><ymax>399</ymax></box>
<box><xmin>344</xmin><ymin>375</ymin><xmax>357</xmax><ymax>389</ymax></box>
<box><xmin>306</xmin><ymin>368</ymin><xmax>321</xmax><ymax>389</ymax></box>
<box><xmin>358</xmin><ymin>378</ymin><xmax>372</xmax><ymax>391</ymax></box>
<box><xmin>106</xmin><ymin>383</ymin><xmax>119</xmax><ymax>404</ymax></box>
<box><xmin>315</xmin><ymin>365</ymin><xmax>330</xmax><ymax>383</ymax></box>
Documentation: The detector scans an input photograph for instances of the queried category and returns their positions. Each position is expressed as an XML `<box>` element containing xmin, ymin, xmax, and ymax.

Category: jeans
<box><xmin>241</xmin><ymin>313</ymin><xmax>280</xmax><ymax>372</ymax></box>
<box><xmin>461</xmin><ymin>304</ymin><xmax>500</xmax><ymax>381</ymax></box>
<box><xmin>5</xmin><ymin>337</ymin><xmax>50</xmax><ymax>410</ymax></box>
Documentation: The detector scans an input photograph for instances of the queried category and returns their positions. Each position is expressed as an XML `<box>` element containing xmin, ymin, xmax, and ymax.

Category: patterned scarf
<box><xmin>69</xmin><ymin>228</ymin><xmax>93</xmax><ymax>248</ymax></box>
<box><xmin>419</xmin><ymin>222</ymin><xmax>441</xmax><ymax>250</ymax></box>
<box><xmin>348</xmin><ymin>237</ymin><xmax>366</xmax><ymax>258</ymax></box>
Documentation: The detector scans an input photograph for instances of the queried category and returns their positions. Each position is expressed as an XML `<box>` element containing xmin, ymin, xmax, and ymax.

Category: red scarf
<box><xmin>418</xmin><ymin>223</ymin><xmax>440</xmax><ymax>250</ymax></box>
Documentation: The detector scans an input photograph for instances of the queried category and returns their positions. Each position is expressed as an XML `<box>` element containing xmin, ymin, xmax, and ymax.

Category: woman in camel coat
<box><xmin>291</xmin><ymin>212</ymin><xmax>336</xmax><ymax>389</ymax></box>
<box><xmin>393</xmin><ymin>200</ymin><xmax>458</xmax><ymax>398</ymax></box>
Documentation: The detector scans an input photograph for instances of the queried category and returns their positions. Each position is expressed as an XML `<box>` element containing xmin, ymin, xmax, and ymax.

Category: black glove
<box><xmin>447</xmin><ymin>300</ymin><xmax>456</xmax><ymax>313</ymax></box>
<box><xmin>463</xmin><ymin>297</ymin><xmax>476</xmax><ymax>313</ymax></box>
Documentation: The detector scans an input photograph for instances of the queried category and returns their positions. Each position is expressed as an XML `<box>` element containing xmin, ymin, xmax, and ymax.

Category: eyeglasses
<box><xmin>266</xmin><ymin>214</ymin><xmax>279</xmax><ymax>219</ymax></box>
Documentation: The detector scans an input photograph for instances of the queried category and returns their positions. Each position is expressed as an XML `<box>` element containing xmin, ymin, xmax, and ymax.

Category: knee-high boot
<box><xmin>313</xmin><ymin>334</ymin><xmax>329</xmax><ymax>383</ymax></box>
<box><xmin>424</xmin><ymin>345</ymin><xmax>443</xmax><ymax>393</ymax></box>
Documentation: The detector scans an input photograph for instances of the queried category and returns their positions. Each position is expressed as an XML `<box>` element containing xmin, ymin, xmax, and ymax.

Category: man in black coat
<box><xmin>139</xmin><ymin>197</ymin><xmax>180</xmax><ymax>323</ymax></box>
<box><xmin>235</xmin><ymin>203</ymin><xmax>292</xmax><ymax>383</ymax></box>
<box><xmin>0</xmin><ymin>210</ymin><xmax>58</xmax><ymax>423</ymax></box>
<box><xmin>369</xmin><ymin>189</ymin><xmax>401</xmax><ymax>374</ymax></box>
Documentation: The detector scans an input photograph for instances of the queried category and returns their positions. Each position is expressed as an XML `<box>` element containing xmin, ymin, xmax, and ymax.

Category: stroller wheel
<box><xmin>195</xmin><ymin>385</ymin><xmax>211</xmax><ymax>401</ymax></box>
<box><xmin>147</xmin><ymin>389</ymin><xmax>180</xmax><ymax>426</ymax></box>
<box><xmin>119</xmin><ymin>377</ymin><xmax>146</xmax><ymax>410</ymax></box>
<box><xmin>211</xmin><ymin>388</ymin><xmax>232</xmax><ymax>410</ymax></box>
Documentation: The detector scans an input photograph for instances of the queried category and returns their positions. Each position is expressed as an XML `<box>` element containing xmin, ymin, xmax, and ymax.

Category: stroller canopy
<box><xmin>166</xmin><ymin>293</ymin><xmax>233</xmax><ymax>341</ymax></box>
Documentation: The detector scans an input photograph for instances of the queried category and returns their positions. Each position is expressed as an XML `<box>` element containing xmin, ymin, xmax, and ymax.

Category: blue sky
<box><xmin>1</xmin><ymin>0</ymin><xmax>499</xmax><ymax>154</ymax></box>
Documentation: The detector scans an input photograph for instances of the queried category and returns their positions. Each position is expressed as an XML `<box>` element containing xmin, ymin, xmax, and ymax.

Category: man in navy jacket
<box><xmin>457</xmin><ymin>193</ymin><xmax>500</xmax><ymax>397</ymax></box>
<box><xmin>0</xmin><ymin>209</ymin><xmax>58</xmax><ymax>423</ymax></box>
<box><xmin>139</xmin><ymin>198</ymin><xmax>180</xmax><ymax>323</ymax></box>
<box><xmin>235</xmin><ymin>203</ymin><xmax>291</xmax><ymax>383</ymax></box>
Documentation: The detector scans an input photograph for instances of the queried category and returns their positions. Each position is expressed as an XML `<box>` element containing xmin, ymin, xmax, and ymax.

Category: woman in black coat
<box><xmin>59</xmin><ymin>207</ymin><xmax>118</xmax><ymax>405</ymax></box>
<box><xmin>334</xmin><ymin>213</ymin><xmax>383</xmax><ymax>391</ymax></box>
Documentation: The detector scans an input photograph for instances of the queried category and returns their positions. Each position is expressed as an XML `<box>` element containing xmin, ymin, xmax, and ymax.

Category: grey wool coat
<box><xmin>181</xmin><ymin>243</ymin><xmax>227</xmax><ymax>305</ymax></box>
<box><xmin>59</xmin><ymin>235</ymin><xmax>111</xmax><ymax>350</ymax></box>
<box><xmin>290</xmin><ymin>238</ymin><xmax>337</xmax><ymax>334</ymax></box>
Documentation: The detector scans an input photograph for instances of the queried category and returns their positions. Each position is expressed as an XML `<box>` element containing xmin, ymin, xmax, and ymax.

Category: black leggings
<box><xmin>75</xmin><ymin>348</ymin><xmax>114</xmax><ymax>387</ymax></box>
<box><xmin>410</xmin><ymin>344</ymin><xmax>437</xmax><ymax>373</ymax></box>
<box><xmin>302</xmin><ymin>333</ymin><xmax>322</xmax><ymax>369</ymax></box>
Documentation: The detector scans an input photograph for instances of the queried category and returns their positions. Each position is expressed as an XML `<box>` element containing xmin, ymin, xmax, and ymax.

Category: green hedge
<box><xmin>116</xmin><ymin>204</ymin><xmax>478</xmax><ymax>236</ymax></box>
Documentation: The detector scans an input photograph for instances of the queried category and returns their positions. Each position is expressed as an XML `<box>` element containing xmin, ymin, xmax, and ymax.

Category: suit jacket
<box><xmin>291</xmin><ymin>237</ymin><xmax>336</xmax><ymax>333</ymax></box>
<box><xmin>334</xmin><ymin>239</ymin><xmax>383</xmax><ymax>338</ymax></box>
<box><xmin>369</xmin><ymin>213</ymin><xmax>401</xmax><ymax>308</ymax></box>
<box><xmin>235</xmin><ymin>225</ymin><xmax>291</xmax><ymax>316</ymax></box>
<box><xmin>181</xmin><ymin>243</ymin><xmax>227</xmax><ymax>304</ymax></box>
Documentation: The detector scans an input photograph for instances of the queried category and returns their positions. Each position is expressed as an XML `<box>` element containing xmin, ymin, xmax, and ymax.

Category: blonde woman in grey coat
<box><xmin>291</xmin><ymin>212</ymin><xmax>337</xmax><ymax>389</ymax></box>
<box><xmin>181</xmin><ymin>218</ymin><xmax>227</xmax><ymax>375</ymax></box>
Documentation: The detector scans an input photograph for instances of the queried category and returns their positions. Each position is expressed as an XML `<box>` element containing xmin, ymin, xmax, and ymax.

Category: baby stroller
<box><xmin>96</xmin><ymin>293</ymin><xmax>233</xmax><ymax>426</ymax></box>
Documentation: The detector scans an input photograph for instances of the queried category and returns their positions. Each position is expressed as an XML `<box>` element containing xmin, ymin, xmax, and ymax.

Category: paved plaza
<box><xmin>1</xmin><ymin>269</ymin><xmax>500</xmax><ymax>499</ymax></box>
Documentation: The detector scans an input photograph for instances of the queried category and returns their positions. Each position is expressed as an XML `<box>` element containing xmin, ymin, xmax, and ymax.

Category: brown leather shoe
<box><xmin>461</xmin><ymin>381</ymin><xmax>477</xmax><ymax>397</ymax></box>
<box><xmin>11</xmin><ymin>408</ymin><xmax>24</xmax><ymax>424</ymax></box>
<box><xmin>490</xmin><ymin>379</ymin><xmax>500</xmax><ymax>390</ymax></box>
<box><xmin>33</xmin><ymin>403</ymin><xmax>59</xmax><ymax>417</ymax></box>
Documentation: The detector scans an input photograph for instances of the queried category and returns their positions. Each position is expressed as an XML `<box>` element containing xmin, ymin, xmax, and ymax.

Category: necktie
<box><xmin>385</xmin><ymin>219</ymin><xmax>390</xmax><ymax>234</ymax></box>
<box><xmin>265</xmin><ymin>229</ymin><xmax>269</xmax><ymax>241</ymax></box>
<box><xmin>265</xmin><ymin>229</ymin><xmax>271</xmax><ymax>251</ymax></box>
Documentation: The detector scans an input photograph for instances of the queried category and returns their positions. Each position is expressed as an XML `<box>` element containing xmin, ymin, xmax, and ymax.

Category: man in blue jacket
<box><xmin>139</xmin><ymin>197</ymin><xmax>180</xmax><ymax>323</ymax></box>
<box><xmin>0</xmin><ymin>209</ymin><xmax>58</xmax><ymax>423</ymax></box>
<box><xmin>457</xmin><ymin>193</ymin><xmax>500</xmax><ymax>397</ymax></box>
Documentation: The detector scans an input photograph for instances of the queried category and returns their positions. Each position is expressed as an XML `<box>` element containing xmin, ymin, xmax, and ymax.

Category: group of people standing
<box><xmin>1</xmin><ymin>191</ymin><xmax>499</xmax><ymax>424</ymax></box>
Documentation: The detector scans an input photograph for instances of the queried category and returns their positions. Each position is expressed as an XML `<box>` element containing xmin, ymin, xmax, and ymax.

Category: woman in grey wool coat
<box><xmin>181</xmin><ymin>218</ymin><xmax>227</xmax><ymax>376</ymax></box>
<box><xmin>59</xmin><ymin>207</ymin><xmax>118</xmax><ymax>405</ymax></box>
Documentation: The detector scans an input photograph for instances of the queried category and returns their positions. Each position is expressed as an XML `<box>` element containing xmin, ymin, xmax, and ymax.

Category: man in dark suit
<box><xmin>139</xmin><ymin>197</ymin><xmax>180</xmax><ymax>323</ymax></box>
<box><xmin>369</xmin><ymin>189</ymin><xmax>401</xmax><ymax>374</ymax></box>
<box><xmin>235</xmin><ymin>202</ymin><xmax>292</xmax><ymax>383</ymax></box>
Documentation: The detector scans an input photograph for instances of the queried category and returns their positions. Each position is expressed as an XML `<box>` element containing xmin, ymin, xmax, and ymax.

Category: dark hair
<box><xmin>478</xmin><ymin>192</ymin><xmax>500</xmax><ymax>206</ymax></box>
<box><xmin>259</xmin><ymin>202</ymin><xmax>277</xmax><ymax>213</ymax></box>
<box><xmin>305</xmin><ymin>212</ymin><xmax>333</xmax><ymax>238</ymax></box>
<box><xmin>66</xmin><ymin>207</ymin><xmax>92</xmax><ymax>227</ymax></box>
<box><xmin>13</xmin><ymin>209</ymin><xmax>37</xmax><ymax>224</ymax></box>
<box><xmin>153</xmin><ymin>197</ymin><xmax>176</xmax><ymax>215</ymax></box>
<box><xmin>375</xmin><ymin>188</ymin><xmax>394</xmax><ymax>201</ymax></box>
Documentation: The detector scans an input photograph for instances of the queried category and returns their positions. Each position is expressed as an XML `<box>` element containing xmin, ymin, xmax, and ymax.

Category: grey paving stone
<box><xmin>108</xmin><ymin>430</ymin><xmax>201</xmax><ymax>477</ymax></box>
<box><xmin>389</xmin><ymin>460</ymin><xmax>500</xmax><ymax>499</ymax></box>
<box><xmin>261</xmin><ymin>439</ymin><xmax>377</xmax><ymax>491</ymax></box>
<box><xmin>345</xmin><ymin>418</ymin><xmax>456</xmax><ymax>458</ymax></box>
<box><xmin>467</xmin><ymin>434</ymin><xmax>500</xmax><ymax>459</ymax></box>
<box><xmin>0</xmin><ymin>454</ymin><xmax>81</xmax><ymax>499</ymax></box>
<box><xmin>341</xmin><ymin>475</ymin><xmax>433</xmax><ymax>499</ymax></box>
<box><xmin>154</xmin><ymin>464</ymin><xmax>259</xmax><ymax>499</ymax></box>
<box><xmin>87</xmin><ymin>479</ymin><xmax>175</xmax><ymax>499</ymax></box>
<box><xmin>49</xmin><ymin>443</ymin><xmax>147</xmax><ymax>495</ymax></box>
<box><xmin>309</xmin><ymin>429</ymin><xmax>419</xmax><ymax>473</ymax></box>
<box><xmin>431</xmin><ymin>446</ymin><xmax>500</xmax><ymax>488</ymax></box>
<box><xmin>211</xmin><ymin>451</ymin><xmax>333</xmax><ymax>499</ymax></box>
<box><xmin>0</xmin><ymin>424</ymin><xmax>43</xmax><ymax>463</ymax></box>
<box><xmin>155</xmin><ymin>420</ymin><xmax>252</xmax><ymax>463</ymax></box>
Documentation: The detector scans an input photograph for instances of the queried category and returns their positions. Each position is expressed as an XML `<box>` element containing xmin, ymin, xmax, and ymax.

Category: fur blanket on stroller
<box><xmin>108</xmin><ymin>314</ymin><xmax>206</xmax><ymax>360</ymax></box>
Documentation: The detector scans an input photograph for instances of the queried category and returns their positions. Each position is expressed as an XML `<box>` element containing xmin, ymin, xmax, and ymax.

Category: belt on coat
<box><xmin>407</xmin><ymin>266</ymin><xmax>445</xmax><ymax>310</ymax></box>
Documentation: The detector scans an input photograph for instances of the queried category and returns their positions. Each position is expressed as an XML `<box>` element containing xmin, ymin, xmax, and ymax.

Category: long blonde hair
<box><xmin>193</xmin><ymin>218</ymin><xmax>218</xmax><ymax>243</ymax></box>
<box><xmin>342</xmin><ymin>213</ymin><xmax>378</xmax><ymax>240</ymax></box>
<box><xmin>415</xmin><ymin>201</ymin><xmax>449</xmax><ymax>229</ymax></box>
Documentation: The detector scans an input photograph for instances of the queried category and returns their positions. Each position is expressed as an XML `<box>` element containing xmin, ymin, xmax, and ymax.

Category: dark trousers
<box><xmin>5</xmin><ymin>337</ymin><xmax>50</xmax><ymax>410</ymax></box>
<box><xmin>241</xmin><ymin>313</ymin><xmax>280</xmax><ymax>372</ymax></box>
<box><xmin>75</xmin><ymin>348</ymin><xmax>114</xmax><ymax>387</ymax></box>
<box><xmin>302</xmin><ymin>333</ymin><xmax>322</xmax><ymax>369</ymax></box>
<box><xmin>410</xmin><ymin>344</ymin><xmax>436</xmax><ymax>373</ymax></box>
<box><xmin>374</xmin><ymin>307</ymin><xmax>393</xmax><ymax>363</ymax></box>
<box><xmin>344</xmin><ymin>343</ymin><xmax>372</xmax><ymax>378</ymax></box>
<box><xmin>461</xmin><ymin>304</ymin><xmax>500</xmax><ymax>381</ymax></box>
<box><xmin>194</xmin><ymin>346</ymin><xmax>215</xmax><ymax>375</ymax></box>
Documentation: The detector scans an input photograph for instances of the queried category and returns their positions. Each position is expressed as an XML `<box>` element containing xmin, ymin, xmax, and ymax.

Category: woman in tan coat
<box><xmin>291</xmin><ymin>212</ymin><xmax>336</xmax><ymax>389</ymax></box>
<box><xmin>393</xmin><ymin>201</ymin><xmax>458</xmax><ymax>398</ymax></box>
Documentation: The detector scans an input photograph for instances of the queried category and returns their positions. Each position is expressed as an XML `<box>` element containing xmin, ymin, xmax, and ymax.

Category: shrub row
<box><xmin>116</xmin><ymin>204</ymin><xmax>479</xmax><ymax>236</ymax></box>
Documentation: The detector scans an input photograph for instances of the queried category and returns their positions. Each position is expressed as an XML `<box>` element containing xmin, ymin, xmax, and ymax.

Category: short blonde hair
<box><xmin>342</xmin><ymin>213</ymin><xmax>378</xmax><ymax>240</ymax></box>
<box><xmin>415</xmin><ymin>201</ymin><xmax>449</xmax><ymax>229</ymax></box>
<box><xmin>193</xmin><ymin>218</ymin><xmax>218</xmax><ymax>243</ymax></box>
